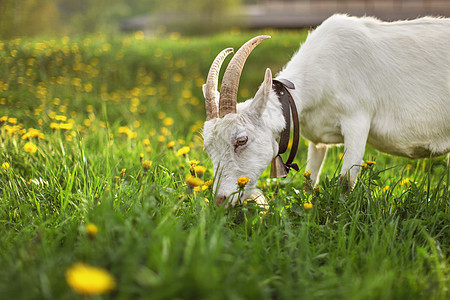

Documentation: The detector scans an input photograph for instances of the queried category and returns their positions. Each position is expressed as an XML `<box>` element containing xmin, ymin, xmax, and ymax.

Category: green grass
<box><xmin>0</xmin><ymin>31</ymin><xmax>448</xmax><ymax>299</ymax></box>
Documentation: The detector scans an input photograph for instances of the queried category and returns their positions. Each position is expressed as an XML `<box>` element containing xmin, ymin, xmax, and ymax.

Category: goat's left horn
<box><xmin>204</xmin><ymin>48</ymin><xmax>234</xmax><ymax>120</ymax></box>
<box><xmin>219</xmin><ymin>35</ymin><xmax>271</xmax><ymax>118</ymax></box>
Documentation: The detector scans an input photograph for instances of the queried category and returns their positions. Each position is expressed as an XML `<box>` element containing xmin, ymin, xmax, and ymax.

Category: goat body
<box><xmin>278</xmin><ymin>14</ymin><xmax>450</xmax><ymax>186</ymax></box>
<box><xmin>203</xmin><ymin>14</ymin><xmax>450</xmax><ymax>206</ymax></box>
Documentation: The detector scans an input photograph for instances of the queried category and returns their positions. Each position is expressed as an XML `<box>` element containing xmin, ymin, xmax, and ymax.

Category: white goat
<box><xmin>202</xmin><ymin>14</ymin><xmax>450</xmax><ymax>206</ymax></box>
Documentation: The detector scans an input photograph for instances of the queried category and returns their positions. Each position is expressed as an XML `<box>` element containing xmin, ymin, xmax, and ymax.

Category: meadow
<box><xmin>0</xmin><ymin>30</ymin><xmax>448</xmax><ymax>299</ymax></box>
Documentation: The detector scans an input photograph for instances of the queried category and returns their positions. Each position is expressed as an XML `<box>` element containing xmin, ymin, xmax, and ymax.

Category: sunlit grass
<box><xmin>0</xmin><ymin>31</ymin><xmax>448</xmax><ymax>299</ymax></box>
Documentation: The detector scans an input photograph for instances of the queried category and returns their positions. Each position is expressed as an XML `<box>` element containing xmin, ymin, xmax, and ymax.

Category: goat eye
<box><xmin>235</xmin><ymin>136</ymin><xmax>248</xmax><ymax>146</ymax></box>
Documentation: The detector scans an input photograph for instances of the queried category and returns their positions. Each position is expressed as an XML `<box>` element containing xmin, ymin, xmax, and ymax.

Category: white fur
<box><xmin>204</xmin><ymin>14</ymin><xmax>450</xmax><ymax>205</ymax></box>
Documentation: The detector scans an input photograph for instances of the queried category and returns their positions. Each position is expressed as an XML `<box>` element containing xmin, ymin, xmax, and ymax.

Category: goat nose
<box><xmin>216</xmin><ymin>195</ymin><xmax>227</xmax><ymax>206</ymax></box>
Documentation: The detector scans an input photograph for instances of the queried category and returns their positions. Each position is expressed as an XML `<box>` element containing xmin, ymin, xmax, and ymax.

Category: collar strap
<box><xmin>270</xmin><ymin>79</ymin><xmax>300</xmax><ymax>178</ymax></box>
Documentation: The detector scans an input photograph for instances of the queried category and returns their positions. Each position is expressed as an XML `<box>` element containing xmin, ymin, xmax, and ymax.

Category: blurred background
<box><xmin>1</xmin><ymin>0</ymin><xmax>449</xmax><ymax>39</ymax></box>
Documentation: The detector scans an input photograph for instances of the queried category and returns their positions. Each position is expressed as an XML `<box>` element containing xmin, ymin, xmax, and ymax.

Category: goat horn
<box><xmin>204</xmin><ymin>48</ymin><xmax>234</xmax><ymax>120</ymax></box>
<box><xmin>219</xmin><ymin>35</ymin><xmax>271</xmax><ymax>118</ymax></box>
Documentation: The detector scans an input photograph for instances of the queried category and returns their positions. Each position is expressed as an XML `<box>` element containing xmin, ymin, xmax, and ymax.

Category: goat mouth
<box><xmin>243</xmin><ymin>189</ymin><xmax>269</xmax><ymax>210</ymax></box>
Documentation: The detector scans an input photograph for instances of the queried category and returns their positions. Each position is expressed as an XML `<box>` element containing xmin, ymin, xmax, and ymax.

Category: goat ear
<box><xmin>250</xmin><ymin>68</ymin><xmax>273</xmax><ymax>117</ymax></box>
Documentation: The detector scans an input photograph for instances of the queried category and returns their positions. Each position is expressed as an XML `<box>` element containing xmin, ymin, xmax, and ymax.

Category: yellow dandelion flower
<box><xmin>163</xmin><ymin>117</ymin><xmax>174</xmax><ymax>126</ymax></box>
<box><xmin>401</xmin><ymin>178</ymin><xmax>411</xmax><ymax>186</ymax></box>
<box><xmin>2</xmin><ymin>162</ymin><xmax>10</xmax><ymax>170</ymax></box>
<box><xmin>8</xmin><ymin>117</ymin><xmax>17</xmax><ymax>124</ymax></box>
<box><xmin>55</xmin><ymin>115</ymin><xmax>67</xmax><ymax>121</ymax></box>
<box><xmin>167</xmin><ymin>141</ymin><xmax>175</xmax><ymax>149</ymax></box>
<box><xmin>365</xmin><ymin>160</ymin><xmax>376</xmax><ymax>166</ymax></box>
<box><xmin>186</xmin><ymin>174</ymin><xmax>204</xmax><ymax>187</ymax></box>
<box><xmin>193</xmin><ymin>165</ymin><xmax>207</xmax><ymax>176</ymax></box>
<box><xmin>86</xmin><ymin>105</ymin><xmax>94</xmax><ymax>113</ymax></box>
<box><xmin>85</xmin><ymin>223</ymin><xmax>99</xmax><ymax>238</ymax></box>
<box><xmin>204</xmin><ymin>180</ymin><xmax>213</xmax><ymax>187</ymax></box>
<box><xmin>65</xmin><ymin>263</ymin><xmax>116</xmax><ymax>295</ymax></box>
<box><xmin>303</xmin><ymin>202</ymin><xmax>313</xmax><ymax>210</ymax></box>
<box><xmin>237</xmin><ymin>176</ymin><xmax>251</xmax><ymax>188</ymax></box>
<box><xmin>142</xmin><ymin>160</ymin><xmax>153</xmax><ymax>171</ymax></box>
<box><xmin>142</xmin><ymin>138</ymin><xmax>150</xmax><ymax>146</ymax></box>
<box><xmin>303</xmin><ymin>170</ymin><xmax>311</xmax><ymax>178</ymax></box>
<box><xmin>50</xmin><ymin>122</ymin><xmax>60</xmax><ymax>129</ymax></box>
<box><xmin>362</xmin><ymin>163</ymin><xmax>368</xmax><ymax>169</ymax></box>
<box><xmin>24</xmin><ymin>142</ymin><xmax>37</xmax><ymax>153</ymax></box>
<box><xmin>0</xmin><ymin>116</ymin><xmax>8</xmax><ymax>123</ymax></box>
<box><xmin>176</xmin><ymin>146</ymin><xmax>190</xmax><ymax>156</ymax></box>
<box><xmin>157</xmin><ymin>111</ymin><xmax>166</xmax><ymax>119</ymax></box>
<box><xmin>189</xmin><ymin>160</ymin><xmax>199</xmax><ymax>167</ymax></box>
<box><xmin>160</xmin><ymin>127</ymin><xmax>170</xmax><ymax>136</ymax></box>
<box><xmin>60</xmin><ymin>123</ymin><xmax>73</xmax><ymax>130</ymax></box>
<box><xmin>120</xmin><ymin>168</ymin><xmax>126</xmax><ymax>177</ymax></box>
<box><xmin>193</xmin><ymin>184</ymin><xmax>209</xmax><ymax>192</ymax></box>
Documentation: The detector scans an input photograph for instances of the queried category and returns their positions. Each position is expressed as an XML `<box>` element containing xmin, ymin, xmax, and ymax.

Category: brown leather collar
<box><xmin>270</xmin><ymin>79</ymin><xmax>300</xmax><ymax>178</ymax></box>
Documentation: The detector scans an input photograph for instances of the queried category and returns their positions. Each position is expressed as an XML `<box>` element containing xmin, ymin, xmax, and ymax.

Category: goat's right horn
<box><xmin>204</xmin><ymin>48</ymin><xmax>234</xmax><ymax>120</ymax></box>
<box><xmin>219</xmin><ymin>35</ymin><xmax>271</xmax><ymax>118</ymax></box>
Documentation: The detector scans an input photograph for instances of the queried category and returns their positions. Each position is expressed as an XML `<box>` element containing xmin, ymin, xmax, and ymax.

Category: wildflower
<box><xmin>86</xmin><ymin>105</ymin><xmax>94</xmax><ymax>113</ymax></box>
<box><xmin>163</xmin><ymin>117</ymin><xmax>174</xmax><ymax>126</ymax></box>
<box><xmin>192</xmin><ymin>165</ymin><xmax>207</xmax><ymax>177</ymax></box>
<box><xmin>189</xmin><ymin>160</ymin><xmax>200</xmax><ymax>167</ymax></box>
<box><xmin>193</xmin><ymin>185</ymin><xmax>209</xmax><ymax>192</ymax></box>
<box><xmin>304</xmin><ymin>202</ymin><xmax>313</xmax><ymax>210</ymax></box>
<box><xmin>237</xmin><ymin>176</ymin><xmax>251</xmax><ymax>188</ymax></box>
<box><xmin>139</xmin><ymin>153</ymin><xmax>144</xmax><ymax>162</ymax></box>
<box><xmin>365</xmin><ymin>160</ymin><xmax>376</xmax><ymax>166</ymax></box>
<box><xmin>303</xmin><ymin>170</ymin><xmax>311</xmax><ymax>178</ymax></box>
<box><xmin>176</xmin><ymin>146</ymin><xmax>190</xmax><ymax>157</ymax></box>
<box><xmin>186</xmin><ymin>174</ymin><xmax>204</xmax><ymax>187</ymax></box>
<box><xmin>8</xmin><ymin>117</ymin><xmax>17</xmax><ymax>124</ymax></box>
<box><xmin>157</xmin><ymin>111</ymin><xmax>166</xmax><ymax>119</ymax></box>
<box><xmin>363</xmin><ymin>160</ymin><xmax>375</xmax><ymax>170</ymax></box>
<box><xmin>167</xmin><ymin>141</ymin><xmax>175</xmax><ymax>149</ymax></box>
<box><xmin>65</xmin><ymin>263</ymin><xmax>116</xmax><ymax>295</ymax></box>
<box><xmin>401</xmin><ymin>178</ymin><xmax>411</xmax><ymax>186</ymax></box>
<box><xmin>120</xmin><ymin>168</ymin><xmax>126</xmax><ymax>177</ymax></box>
<box><xmin>142</xmin><ymin>160</ymin><xmax>153</xmax><ymax>171</ymax></box>
<box><xmin>85</xmin><ymin>223</ymin><xmax>99</xmax><ymax>238</ymax></box>
<box><xmin>60</xmin><ymin>123</ymin><xmax>73</xmax><ymax>130</ymax></box>
<box><xmin>55</xmin><ymin>115</ymin><xmax>67</xmax><ymax>121</ymax></box>
<box><xmin>21</xmin><ymin>128</ymin><xmax>45</xmax><ymax>140</ymax></box>
<box><xmin>2</xmin><ymin>162</ymin><xmax>10</xmax><ymax>170</ymax></box>
<box><xmin>204</xmin><ymin>180</ymin><xmax>213</xmax><ymax>187</ymax></box>
<box><xmin>0</xmin><ymin>116</ymin><xmax>7</xmax><ymax>123</ymax></box>
<box><xmin>142</xmin><ymin>138</ymin><xmax>150</xmax><ymax>146</ymax></box>
<box><xmin>24</xmin><ymin>142</ymin><xmax>37</xmax><ymax>153</ymax></box>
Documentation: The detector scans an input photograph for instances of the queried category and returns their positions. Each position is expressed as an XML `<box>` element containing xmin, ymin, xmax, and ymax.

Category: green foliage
<box><xmin>0</xmin><ymin>31</ymin><xmax>448</xmax><ymax>299</ymax></box>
